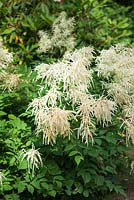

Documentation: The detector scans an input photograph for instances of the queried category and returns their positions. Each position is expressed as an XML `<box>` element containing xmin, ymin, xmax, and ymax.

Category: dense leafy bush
<box><xmin>0</xmin><ymin>0</ymin><xmax>133</xmax><ymax>64</ymax></box>
<box><xmin>54</xmin><ymin>0</ymin><xmax>134</xmax><ymax>48</ymax></box>
<box><xmin>0</xmin><ymin>1</ymin><xmax>134</xmax><ymax>199</ymax></box>
<box><xmin>0</xmin><ymin>40</ymin><xmax>129</xmax><ymax>200</ymax></box>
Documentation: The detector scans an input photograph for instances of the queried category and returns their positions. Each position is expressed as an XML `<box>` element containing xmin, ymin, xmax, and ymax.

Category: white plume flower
<box><xmin>94</xmin><ymin>96</ymin><xmax>117</xmax><ymax>126</ymax></box>
<box><xmin>97</xmin><ymin>44</ymin><xmax>134</xmax><ymax>143</ymax></box>
<box><xmin>38</xmin><ymin>12</ymin><xmax>75</xmax><ymax>53</ymax></box>
<box><xmin>124</xmin><ymin>119</ymin><xmax>134</xmax><ymax>145</ymax></box>
<box><xmin>38</xmin><ymin>31</ymin><xmax>52</xmax><ymax>53</ymax></box>
<box><xmin>41</xmin><ymin>107</ymin><xmax>75</xmax><ymax>145</ymax></box>
<box><xmin>0</xmin><ymin>71</ymin><xmax>21</xmax><ymax>91</ymax></box>
<box><xmin>20</xmin><ymin>144</ymin><xmax>42</xmax><ymax>177</ymax></box>
<box><xmin>107</xmin><ymin>83</ymin><xmax>130</xmax><ymax>105</ymax></box>
<box><xmin>0</xmin><ymin>38</ymin><xmax>13</xmax><ymax>69</ymax></box>
<box><xmin>0</xmin><ymin>171</ymin><xmax>5</xmax><ymax>186</ymax></box>
<box><xmin>97</xmin><ymin>44</ymin><xmax>134</xmax><ymax>80</ymax></box>
<box><xmin>77</xmin><ymin>97</ymin><xmax>96</xmax><ymax>144</ymax></box>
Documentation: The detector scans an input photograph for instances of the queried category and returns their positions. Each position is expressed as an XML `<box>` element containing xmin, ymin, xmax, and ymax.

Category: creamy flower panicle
<box><xmin>0</xmin><ymin>72</ymin><xmax>21</xmax><ymax>91</ymax></box>
<box><xmin>38</xmin><ymin>12</ymin><xmax>75</xmax><ymax>54</ymax></box>
<box><xmin>97</xmin><ymin>44</ymin><xmax>134</xmax><ymax>143</ymax></box>
<box><xmin>32</xmin><ymin>46</ymin><xmax>95</xmax><ymax>144</ymax></box>
<box><xmin>0</xmin><ymin>171</ymin><xmax>5</xmax><ymax>186</ymax></box>
<box><xmin>20</xmin><ymin>144</ymin><xmax>42</xmax><ymax>177</ymax></box>
<box><xmin>0</xmin><ymin>39</ymin><xmax>13</xmax><ymax>69</ymax></box>
<box><xmin>0</xmin><ymin>38</ymin><xmax>21</xmax><ymax>91</ymax></box>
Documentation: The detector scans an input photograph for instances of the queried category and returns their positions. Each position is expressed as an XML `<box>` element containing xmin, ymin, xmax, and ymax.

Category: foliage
<box><xmin>0</xmin><ymin>0</ymin><xmax>134</xmax><ymax>64</ymax></box>
<box><xmin>51</xmin><ymin>0</ymin><xmax>133</xmax><ymax>48</ymax></box>
<box><xmin>0</xmin><ymin>1</ymin><xmax>134</xmax><ymax>199</ymax></box>
<box><xmin>0</xmin><ymin>109</ymin><xmax>126</xmax><ymax>200</ymax></box>
<box><xmin>0</xmin><ymin>42</ymin><xmax>128</xmax><ymax>200</ymax></box>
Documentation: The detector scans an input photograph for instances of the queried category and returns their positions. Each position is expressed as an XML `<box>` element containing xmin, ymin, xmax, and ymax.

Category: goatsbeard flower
<box><xmin>0</xmin><ymin>38</ymin><xmax>13</xmax><ymax>69</ymax></box>
<box><xmin>20</xmin><ymin>144</ymin><xmax>42</xmax><ymax>177</ymax></box>
<box><xmin>77</xmin><ymin>97</ymin><xmax>96</xmax><ymax>144</ymax></box>
<box><xmin>123</xmin><ymin>119</ymin><xmax>134</xmax><ymax>145</ymax></box>
<box><xmin>0</xmin><ymin>171</ymin><xmax>5</xmax><ymax>186</ymax></box>
<box><xmin>93</xmin><ymin>97</ymin><xmax>117</xmax><ymax>126</ymax></box>
<box><xmin>40</xmin><ymin>107</ymin><xmax>75</xmax><ymax>145</ymax></box>
<box><xmin>27</xmin><ymin>96</ymin><xmax>48</xmax><ymax>129</ymax></box>
<box><xmin>37</xmin><ymin>31</ymin><xmax>52</xmax><ymax>53</ymax></box>
<box><xmin>0</xmin><ymin>72</ymin><xmax>21</xmax><ymax>91</ymax></box>
<box><xmin>37</xmin><ymin>12</ymin><xmax>75</xmax><ymax>54</ymax></box>
<box><xmin>107</xmin><ymin>83</ymin><xmax>130</xmax><ymax>105</ymax></box>
<box><xmin>28</xmin><ymin>97</ymin><xmax>75</xmax><ymax>144</ymax></box>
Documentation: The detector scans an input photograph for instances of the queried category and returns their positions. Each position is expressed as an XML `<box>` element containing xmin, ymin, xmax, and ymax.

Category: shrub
<box><xmin>0</xmin><ymin>0</ymin><xmax>133</xmax><ymax>65</ymax></box>
<box><xmin>0</xmin><ymin>6</ymin><xmax>133</xmax><ymax>200</ymax></box>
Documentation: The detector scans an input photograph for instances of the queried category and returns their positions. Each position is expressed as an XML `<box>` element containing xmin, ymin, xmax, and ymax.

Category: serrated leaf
<box><xmin>75</xmin><ymin>155</ymin><xmax>84</xmax><ymax>166</ymax></box>
<box><xmin>106</xmin><ymin>180</ymin><xmax>114</xmax><ymax>192</ymax></box>
<box><xmin>64</xmin><ymin>144</ymin><xmax>75</xmax><ymax>152</ymax></box>
<box><xmin>17</xmin><ymin>182</ymin><xmax>26</xmax><ymax>193</ymax></box>
<box><xmin>105</xmin><ymin>166</ymin><xmax>116</xmax><ymax>174</ymax></box>
<box><xmin>105</xmin><ymin>133</ymin><xmax>117</xmax><ymax>144</ymax></box>
<box><xmin>31</xmin><ymin>179</ymin><xmax>41</xmax><ymax>189</ymax></box>
<box><xmin>27</xmin><ymin>185</ymin><xmax>34</xmax><ymax>194</ymax></box>
<box><xmin>4</xmin><ymin>194</ymin><xmax>20</xmax><ymax>200</ymax></box>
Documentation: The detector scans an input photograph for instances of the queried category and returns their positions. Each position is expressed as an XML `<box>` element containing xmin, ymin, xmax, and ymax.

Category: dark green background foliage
<box><xmin>0</xmin><ymin>0</ymin><xmax>134</xmax><ymax>64</ymax></box>
<box><xmin>0</xmin><ymin>0</ymin><xmax>134</xmax><ymax>199</ymax></box>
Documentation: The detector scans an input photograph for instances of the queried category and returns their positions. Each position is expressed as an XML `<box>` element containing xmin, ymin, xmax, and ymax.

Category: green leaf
<box><xmin>0</xmin><ymin>111</ymin><xmax>7</xmax><ymax>116</ymax></box>
<box><xmin>48</xmin><ymin>190</ymin><xmax>56</xmax><ymax>197</ymax></box>
<box><xmin>27</xmin><ymin>185</ymin><xmax>34</xmax><ymax>194</ymax></box>
<box><xmin>105</xmin><ymin>166</ymin><xmax>116</xmax><ymax>174</ymax></box>
<box><xmin>64</xmin><ymin>144</ymin><xmax>75</xmax><ymax>151</ymax></box>
<box><xmin>95</xmin><ymin>138</ymin><xmax>102</xmax><ymax>146</ymax></box>
<box><xmin>31</xmin><ymin>179</ymin><xmax>41</xmax><ymax>189</ymax></box>
<box><xmin>17</xmin><ymin>182</ymin><xmax>26</xmax><ymax>193</ymax></box>
<box><xmin>4</xmin><ymin>194</ymin><xmax>20</xmax><ymax>200</ymax></box>
<box><xmin>55</xmin><ymin>181</ymin><xmax>62</xmax><ymax>189</ymax></box>
<box><xmin>9</xmin><ymin>157</ymin><xmax>16</xmax><ymax>166</ymax></box>
<box><xmin>106</xmin><ymin>180</ymin><xmax>114</xmax><ymax>192</ymax></box>
<box><xmin>86</xmin><ymin>149</ymin><xmax>98</xmax><ymax>157</ymax></box>
<box><xmin>114</xmin><ymin>185</ymin><xmax>125</xmax><ymax>195</ymax></box>
<box><xmin>69</xmin><ymin>150</ymin><xmax>79</xmax><ymax>157</ymax></box>
<box><xmin>18</xmin><ymin>159</ymin><xmax>27</xmax><ymax>170</ymax></box>
<box><xmin>2</xmin><ymin>27</ymin><xmax>15</xmax><ymax>34</ymax></box>
<box><xmin>105</xmin><ymin>133</ymin><xmax>117</xmax><ymax>144</ymax></box>
<box><xmin>41</xmin><ymin>182</ymin><xmax>49</xmax><ymax>190</ymax></box>
<box><xmin>3</xmin><ymin>183</ymin><xmax>13</xmax><ymax>191</ymax></box>
<box><xmin>83</xmin><ymin>189</ymin><xmax>89</xmax><ymax>197</ymax></box>
<box><xmin>26</xmin><ymin>141</ymin><xmax>32</xmax><ymax>147</ymax></box>
<box><xmin>75</xmin><ymin>155</ymin><xmax>84</xmax><ymax>166</ymax></box>
<box><xmin>82</xmin><ymin>172</ymin><xmax>91</xmax><ymax>184</ymax></box>
<box><xmin>54</xmin><ymin>175</ymin><xmax>64</xmax><ymax>181</ymax></box>
<box><xmin>95</xmin><ymin>175</ymin><xmax>104</xmax><ymax>186</ymax></box>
